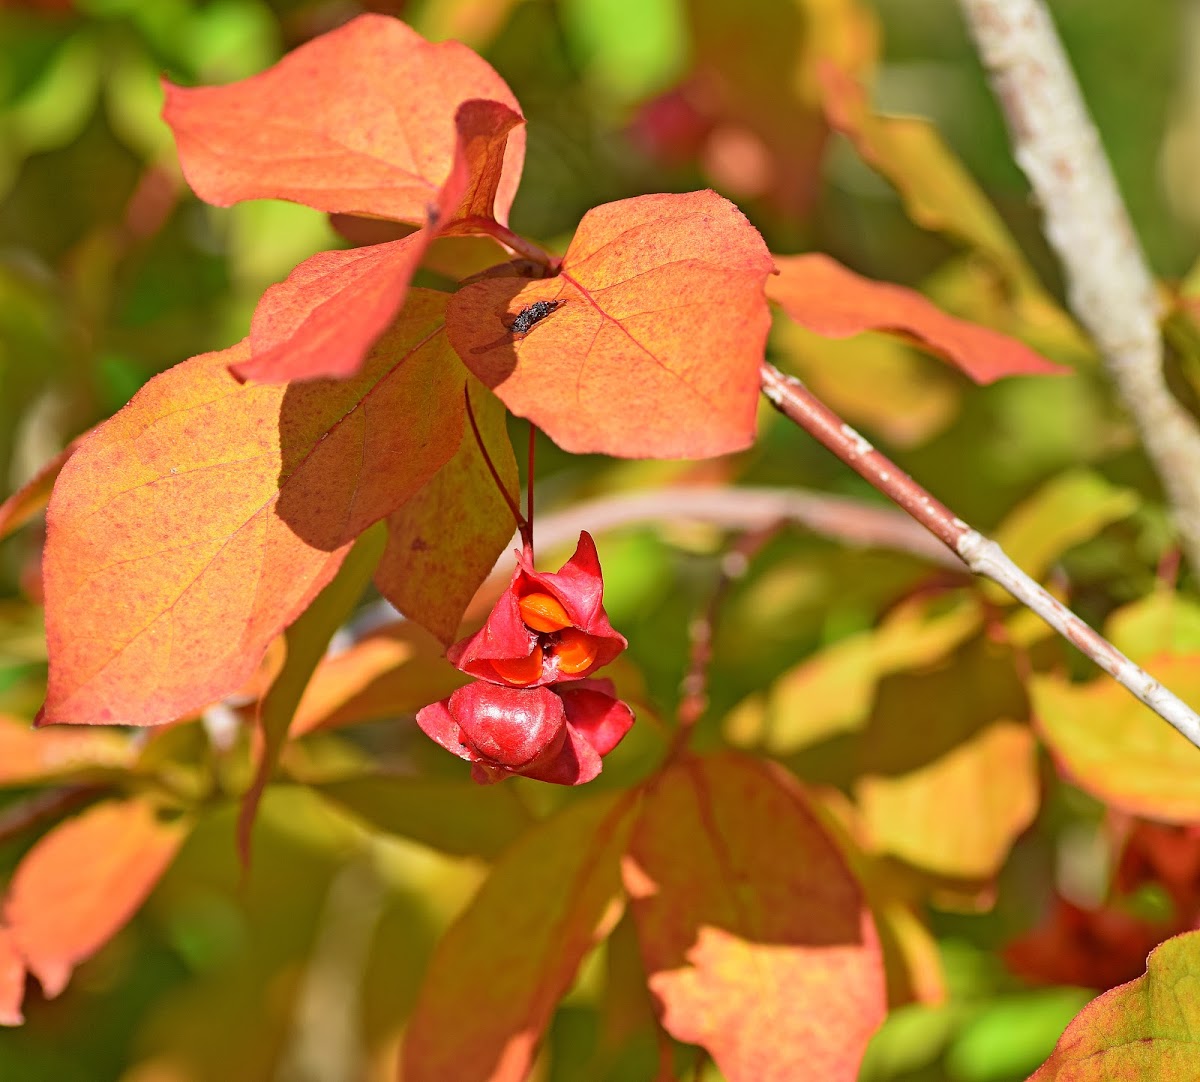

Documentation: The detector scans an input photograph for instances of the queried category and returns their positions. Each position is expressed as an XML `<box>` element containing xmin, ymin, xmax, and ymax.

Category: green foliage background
<box><xmin>1</xmin><ymin>1</ymin><xmax>1198</xmax><ymax>1080</ymax></box>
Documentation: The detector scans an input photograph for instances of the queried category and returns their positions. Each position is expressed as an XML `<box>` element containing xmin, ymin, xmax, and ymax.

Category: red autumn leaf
<box><xmin>0</xmin><ymin>926</ymin><xmax>24</xmax><ymax>1026</ymax></box>
<box><xmin>624</xmin><ymin>752</ymin><xmax>886</xmax><ymax>1082</ymax></box>
<box><xmin>1027</xmin><ymin>930</ymin><xmax>1200</xmax><ymax>1080</ymax></box>
<box><xmin>40</xmin><ymin>291</ymin><xmax>464</xmax><ymax>726</ymax></box>
<box><xmin>375</xmin><ymin>378</ymin><xmax>519</xmax><ymax>643</ymax></box>
<box><xmin>403</xmin><ymin>791</ymin><xmax>637</xmax><ymax>1081</ymax></box>
<box><xmin>1116</xmin><ymin>820</ymin><xmax>1200</xmax><ymax>910</ymax></box>
<box><xmin>767</xmin><ymin>254</ymin><xmax>1065</xmax><ymax>383</ymax></box>
<box><xmin>162</xmin><ymin>14</ymin><xmax>524</xmax><ymax>227</ymax></box>
<box><xmin>4</xmin><ymin>798</ymin><xmax>187</xmax><ymax>998</ymax></box>
<box><xmin>448</xmin><ymin>189</ymin><xmax>775</xmax><ymax>458</ymax></box>
<box><xmin>233</xmin><ymin>99</ymin><xmax>523</xmax><ymax>383</ymax></box>
<box><xmin>1005</xmin><ymin>896</ymin><xmax>1170</xmax><ymax>992</ymax></box>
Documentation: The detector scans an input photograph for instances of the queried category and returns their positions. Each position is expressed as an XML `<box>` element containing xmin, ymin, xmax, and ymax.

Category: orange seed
<box><xmin>554</xmin><ymin>628</ymin><xmax>599</xmax><ymax>674</ymax></box>
<box><xmin>490</xmin><ymin>644</ymin><xmax>544</xmax><ymax>686</ymax></box>
<box><xmin>518</xmin><ymin>591</ymin><xmax>571</xmax><ymax>633</ymax></box>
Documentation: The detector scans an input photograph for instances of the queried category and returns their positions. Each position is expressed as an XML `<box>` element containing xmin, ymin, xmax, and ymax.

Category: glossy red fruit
<box><xmin>416</xmin><ymin>677</ymin><xmax>634</xmax><ymax>786</ymax></box>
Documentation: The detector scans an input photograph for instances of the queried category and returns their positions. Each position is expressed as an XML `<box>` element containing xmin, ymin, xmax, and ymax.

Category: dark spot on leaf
<box><xmin>509</xmin><ymin>299</ymin><xmax>563</xmax><ymax>337</ymax></box>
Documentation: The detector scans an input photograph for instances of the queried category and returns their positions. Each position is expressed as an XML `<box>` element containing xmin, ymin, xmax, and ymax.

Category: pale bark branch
<box><xmin>349</xmin><ymin>482</ymin><xmax>961</xmax><ymax>642</ymax></box>
<box><xmin>958</xmin><ymin>0</ymin><xmax>1200</xmax><ymax>570</ymax></box>
<box><xmin>531</xmin><ymin>485</ymin><xmax>960</xmax><ymax>568</ymax></box>
<box><xmin>761</xmin><ymin>362</ymin><xmax>1200</xmax><ymax>750</ymax></box>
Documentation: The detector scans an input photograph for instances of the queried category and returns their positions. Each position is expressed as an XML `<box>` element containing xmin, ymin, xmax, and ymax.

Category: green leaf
<box><xmin>312</xmin><ymin>775</ymin><xmax>533</xmax><ymax>860</ymax></box>
<box><xmin>991</xmin><ymin>469</ymin><xmax>1139</xmax><ymax>586</ymax></box>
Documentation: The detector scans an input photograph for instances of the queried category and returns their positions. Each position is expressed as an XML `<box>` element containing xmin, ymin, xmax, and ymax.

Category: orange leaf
<box><xmin>0</xmin><ymin>926</ymin><xmax>24</xmax><ymax>1026</ymax></box>
<box><xmin>768</xmin><ymin>254</ymin><xmax>1065</xmax><ymax>383</ymax></box>
<box><xmin>448</xmin><ymin>189</ymin><xmax>775</xmax><ymax>459</ymax></box>
<box><xmin>815</xmin><ymin>64</ymin><xmax>1089</xmax><ymax>364</ymax></box>
<box><xmin>376</xmin><ymin>378</ymin><xmax>519</xmax><ymax>643</ymax></box>
<box><xmin>624</xmin><ymin>753</ymin><xmax>886</xmax><ymax>1082</ymax></box>
<box><xmin>162</xmin><ymin>14</ymin><xmax>525</xmax><ymax>226</ymax></box>
<box><xmin>1027</xmin><ymin>930</ymin><xmax>1200</xmax><ymax>1080</ymax></box>
<box><xmin>403</xmin><ymin>791</ymin><xmax>637</xmax><ymax>1081</ymax></box>
<box><xmin>0</xmin><ymin>714</ymin><xmax>133</xmax><ymax>785</ymax></box>
<box><xmin>290</xmin><ymin>622</ymin><xmax>466</xmax><ymax>736</ymax></box>
<box><xmin>234</xmin><ymin>99</ymin><xmax>523</xmax><ymax>383</ymax></box>
<box><xmin>4</xmin><ymin>798</ymin><xmax>187</xmax><ymax>998</ymax></box>
<box><xmin>40</xmin><ymin>291</ymin><xmax>464</xmax><ymax>726</ymax></box>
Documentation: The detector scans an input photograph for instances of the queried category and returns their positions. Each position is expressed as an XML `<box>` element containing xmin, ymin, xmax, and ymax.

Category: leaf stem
<box><xmin>526</xmin><ymin>422</ymin><xmax>537</xmax><ymax>559</ymax></box>
<box><xmin>464</xmin><ymin>383</ymin><xmax>529</xmax><ymax>548</ymax></box>
<box><xmin>464</xmin><ymin>217</ymin><xmax>561</xmax><ymax>272</ymax></box>
<box><xmin>760</xmin><ymin>361</ymin><xmax>1200</xmax><ymax>750</ymax></box>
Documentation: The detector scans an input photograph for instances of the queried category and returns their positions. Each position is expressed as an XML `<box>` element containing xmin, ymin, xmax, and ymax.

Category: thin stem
<box><xmin>760</xmin><ymin>362</ymin><xmax>1200</xmax><ymax>750</ymax></box>
<box><xmin>464</xmin><ymin>384</ymin><xmax>526</xmax><ymax>537</ymax></box>
<box><xmin>671</xmin><ymin>525</ymin><xmax>781</xmax><ymax>759</ymax></box>
<box><xmin>462</xmin><ymin>217</ymin><xmax>561</xmax><ymax>272</ymax></box>
<box><xmin>526</xmin><ymin>422</ymin><xmax>537</xmax><ymax>558</ymax></box>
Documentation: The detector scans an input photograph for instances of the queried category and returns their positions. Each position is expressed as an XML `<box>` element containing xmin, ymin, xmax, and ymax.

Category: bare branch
<box><xmin>532</xmin><ymin>485</ymin><xmax>960</xmax><ymax>568</ymax></box>
<box><xmin>761</xmin><ymin>362</ymin><xmax>1200</xmax><ymax>750</ymax></box>
<box><xmin>958</xmin><ymin>0</ymin><xmax>1200</xmax><ymax>570</ymax></box>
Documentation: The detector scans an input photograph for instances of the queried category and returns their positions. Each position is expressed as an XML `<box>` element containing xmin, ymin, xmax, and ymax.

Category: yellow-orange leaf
<box><xmin>40</xmin><ymin>291</ymin><xmax>463</xmax><ymax>726</ymax></box>
<box><xmin>4</xmin><ymin>798</ymin><xmax>186</xmax><ymax>998</ymax></box>
<box><xmin>162</xmin><ymin>14</ymin><xmax>524</xmax><ymax>226</ymax></box>
<box><xmin>403</xmin><ymin>792</ymin><xmax>637</xmax><ymax>1081</ymax></box>
<box><xmin>448</xmin><ymin>189</ymin><xmax>774</xmax><ymax>459</ymax></box>
<box><xmin>0</xmin><ymin>714</ymin><xmax>133</xmax><ymax>785</ymax></box>
<box><xmin>768</xmin><ymin>254</ymin><xmax>1064</xmax><ymax>383</ymax></box>
<box><xmin>624</xmin><ymin>753</ymin><xmax>885</xmax><ymax>1082</ymax></box>
<box><xmin>819</xmin><ymin>63</ymin><xmax>1031</xmax><ymax>285</ymax></box>
<box><xmin>290</xmin><ymin>622</ymin><xmax>465</xmax><ymax>737</ymax></box>
<box><xmin>1033</xmin><ymin>659</ymin><xmax>1200</xmax><ymax>821</ymax></box>
<box><xmin>857</xmin><ymin>720</ymin><xmax>1038</xmax><ymax>879</ymax></box>
<box><xmin>853</xmin><ymin>644</ymin><xmax>1036</xmax><ymax>879</ymax></box>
